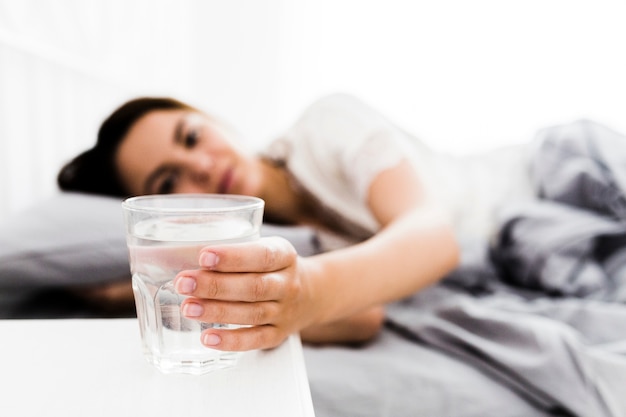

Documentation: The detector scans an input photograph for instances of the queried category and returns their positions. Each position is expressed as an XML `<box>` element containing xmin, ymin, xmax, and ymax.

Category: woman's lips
<box><xmin>218</xmin><ymin>167</ymin><xmax>233</xmax><ymax>194</ymax></box>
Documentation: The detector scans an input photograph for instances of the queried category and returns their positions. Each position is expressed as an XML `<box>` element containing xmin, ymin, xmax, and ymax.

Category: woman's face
<box><xmin>115</xmin><ymin>109</ymin><xmax>264</xmax><ymax>197</ymax></box>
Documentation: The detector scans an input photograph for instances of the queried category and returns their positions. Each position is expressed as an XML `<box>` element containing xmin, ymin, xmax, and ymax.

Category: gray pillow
<box><xmin>0</xmin><ymin>192</ymin><xmax>320</xmax><ymax>290</ymax></box>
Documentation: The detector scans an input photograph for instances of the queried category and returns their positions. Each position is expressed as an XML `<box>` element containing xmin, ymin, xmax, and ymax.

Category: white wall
<box><xmin>278</xmin><ymin>0</ymin><xmax>626</xmax><ymax>154</ymax></box>
<box><xmin>0</xmin><ymin>0</ymin><xmax>286</xmax><ymax>218</ymax></box>
<box><xmin>1</xmin><ymin>0</ymin><xmax>625</xmax><ymax>219</ymax></box>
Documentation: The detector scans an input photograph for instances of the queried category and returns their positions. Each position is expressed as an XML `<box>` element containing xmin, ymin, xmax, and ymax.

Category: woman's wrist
<box><xmin>300</xmin><ymin>305</ymin><xmax>385</xmax><ymax>345</ymax></box>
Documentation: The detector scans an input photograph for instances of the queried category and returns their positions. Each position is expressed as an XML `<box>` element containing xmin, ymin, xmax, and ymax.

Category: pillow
<box><xmin>0</xmin><ymin>192</ymin><xmax>320</xmax><ymax>291</ymax></box>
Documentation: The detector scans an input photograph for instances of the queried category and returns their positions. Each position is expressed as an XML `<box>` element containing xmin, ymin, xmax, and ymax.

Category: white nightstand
<box><xmin>1</xmin><ymin>318</ymin><xmax>315</xmax><ymax>416</ymax></box>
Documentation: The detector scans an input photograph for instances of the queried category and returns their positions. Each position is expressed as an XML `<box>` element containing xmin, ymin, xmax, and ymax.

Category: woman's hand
<box><xmin>174</xmin><ymin>236</ymin><xmax>320</xmax><ymax>351</ymax></box>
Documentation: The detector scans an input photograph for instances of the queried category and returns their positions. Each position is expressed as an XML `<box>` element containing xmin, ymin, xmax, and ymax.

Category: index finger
<box><xmin>198</xmin><ymin>236</ymin><xmax>297</xmax><ymax>273</ymax></box>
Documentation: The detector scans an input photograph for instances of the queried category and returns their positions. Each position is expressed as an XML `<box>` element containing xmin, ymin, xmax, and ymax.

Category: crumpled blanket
<box><xmin>492</xmin><ymin>119</ymin><xmax>626</xmax><ymax>301</ymax></box>
<box><xmin>305</xmin><ymin>120</ymin><xmax>626</xmax><ymax>417</ymax></box>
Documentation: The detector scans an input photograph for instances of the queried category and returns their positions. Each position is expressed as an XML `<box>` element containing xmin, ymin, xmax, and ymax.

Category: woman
<box><xmin>58</xmin><ymin>93</ymin><xmax>465</xmax><ymax>350</ymax></box>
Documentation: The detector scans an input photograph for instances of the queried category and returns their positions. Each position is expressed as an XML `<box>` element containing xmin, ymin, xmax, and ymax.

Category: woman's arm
<box><xmin>313</xmin><ymin>159</ymin><xmax>459</xmax><ymax>321</ymax></box>
<box><xmin>299</xmin><ymin>158</ymin><xmax>458</xmax><ymax>344</ymax></box>
<box><xmin>174</xmin><ymin>158</ymin><xmax>460</xmax><ymax>351</ymax></box>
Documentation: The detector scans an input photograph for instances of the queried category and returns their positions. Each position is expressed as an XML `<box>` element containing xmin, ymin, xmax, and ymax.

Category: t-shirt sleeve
<box><xmin>283</xmin><ymin>93</ymin><xmax>416</xmax><ymax>202</ymax></box>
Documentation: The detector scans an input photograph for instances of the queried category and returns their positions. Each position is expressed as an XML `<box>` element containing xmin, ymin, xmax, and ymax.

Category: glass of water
<box><xmin>122</xmin><ymin>194</ymin><xmax>264</xmax><ymax>375</ymax></box>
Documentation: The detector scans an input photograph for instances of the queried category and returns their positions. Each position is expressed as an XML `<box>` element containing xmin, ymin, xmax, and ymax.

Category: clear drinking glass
<box><xmin>121</xmin><ymin>194</ymin><xmax>264</xmax><ymax>375</ymax></box>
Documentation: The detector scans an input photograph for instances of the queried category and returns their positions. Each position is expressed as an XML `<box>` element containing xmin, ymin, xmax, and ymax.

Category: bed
<box><xmin>2</xmin><ymin>121</ymin><xmax>626</xmax><ymax>417</ymax></box>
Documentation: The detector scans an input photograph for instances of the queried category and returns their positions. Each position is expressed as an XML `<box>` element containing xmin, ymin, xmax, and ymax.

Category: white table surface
<box><xmin>0</xmin><ymin>318</ymin><xmax>315</xmax><ymax>416</ymax></box>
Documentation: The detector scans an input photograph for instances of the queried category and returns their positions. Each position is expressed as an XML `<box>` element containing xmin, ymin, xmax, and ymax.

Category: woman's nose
<box><xmin>186</xmin><ymin>153</ymin><xmax>213</xmax><ymax>184</ymax></box>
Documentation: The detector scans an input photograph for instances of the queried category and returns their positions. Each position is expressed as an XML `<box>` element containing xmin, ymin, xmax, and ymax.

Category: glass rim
<box><xmin>121</xmin><ymin>193</ymin><xmax>264</xmax><ymax>214</ymax></box>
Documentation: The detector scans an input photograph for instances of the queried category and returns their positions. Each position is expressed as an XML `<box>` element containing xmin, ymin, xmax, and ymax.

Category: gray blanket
<box><xmin>304</xmin><ymin>120</ymin><xmax>626</xmax><ymax>417</ymax></box>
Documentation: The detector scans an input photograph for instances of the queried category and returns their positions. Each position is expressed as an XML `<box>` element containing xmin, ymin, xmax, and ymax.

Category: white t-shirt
<box><xmin>262</xmin><ymin>94</ymin><xmax>535</xmax><ymax>250</ymax></box>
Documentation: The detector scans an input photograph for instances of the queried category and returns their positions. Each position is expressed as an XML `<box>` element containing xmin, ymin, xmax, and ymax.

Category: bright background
<box><xmin>1</xmin><ymin>0</ymin><xmax>625</xmax><ymax>218</ymax></box>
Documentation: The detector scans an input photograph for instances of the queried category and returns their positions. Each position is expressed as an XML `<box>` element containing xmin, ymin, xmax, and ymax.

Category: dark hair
<box><xmin>57</xmin><ymin>97</ymin><xmax>196</xmax><ymax>197</ymax></box>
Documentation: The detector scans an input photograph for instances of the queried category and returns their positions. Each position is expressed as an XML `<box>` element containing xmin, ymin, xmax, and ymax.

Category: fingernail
<box><xmin>182</xmin><ymin>302</ymin><xmax>203</xmax><ymax>317</ymax></box>
<box><xmin>203</xmin><ymin>333</ymin><xmax>221</xmax><ymax>346</ymax></box>
<box><xmin>175</xmin><ymin>276</ymin><xmax>196</xmax><ymax>294</ymax></box>
<box><xmin>200</xmin><ymin>251</ymin><xmax>218</xmax><ymax>268</ymax></box>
